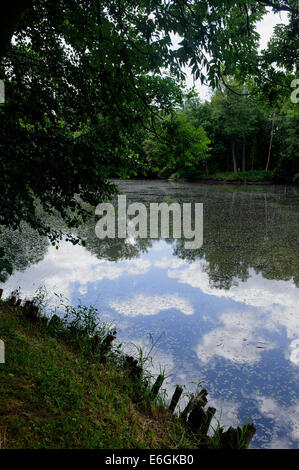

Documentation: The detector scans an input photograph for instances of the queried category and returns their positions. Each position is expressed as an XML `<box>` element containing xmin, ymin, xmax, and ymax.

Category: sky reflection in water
<box><xmin>1</xmin><ymin>181</ymin><xmax>299</xmax><ymax>449</ymax></box>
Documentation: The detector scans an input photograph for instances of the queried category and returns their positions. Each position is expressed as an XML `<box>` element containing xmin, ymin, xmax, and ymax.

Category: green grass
<box><xmin>201</xmin><ymin>170</ymin><xmax>274</xmax><ymax>182</ymax></box>
<box><xmin>165</xmin><ymin>169</ymin><xmax>274</xmax><ymax>183</ymax></box>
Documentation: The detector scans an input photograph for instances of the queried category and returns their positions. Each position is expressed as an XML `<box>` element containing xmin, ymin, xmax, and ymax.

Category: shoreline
<box><xmin>0</xmin><ymin>291</ymin><xmax>256</xmax><ymax>449</ymax></box>
<box><xmin>114</xmin><ymin>176</ymin><xmax>298</xmax><ymax>186</ymax></box>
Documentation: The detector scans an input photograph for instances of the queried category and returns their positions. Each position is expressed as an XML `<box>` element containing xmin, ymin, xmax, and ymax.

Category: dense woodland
<box><xmin>0</xmin><ymin>0</ymin><xmax>298</xmax><ymax>243</ymax></box>
<box><xmin>140</xmin><ymin>84</ymin><xmax>299</xmax><ymax>180</ymax></box>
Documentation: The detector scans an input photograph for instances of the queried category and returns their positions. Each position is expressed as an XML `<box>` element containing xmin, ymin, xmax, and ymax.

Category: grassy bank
<box><xmin>0</xmin><ymin>293</ymin><xmax>255</xmax><ymax>449</ymax></box>
<box><xmin>167</xmin><ymin>170</ymin><xmax>274</xmax><ymax>183</ymax></box>
<box><xmin>199</xmin><ymin>170</ymin><xmax>274</xmax><ymax>183</ymax></box>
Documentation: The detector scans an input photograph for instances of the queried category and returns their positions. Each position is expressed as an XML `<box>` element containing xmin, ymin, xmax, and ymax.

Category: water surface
<box><xmin>1</xmin><ymin>181</ymin><xmax>299</xmax><ymax>449</ymax></box>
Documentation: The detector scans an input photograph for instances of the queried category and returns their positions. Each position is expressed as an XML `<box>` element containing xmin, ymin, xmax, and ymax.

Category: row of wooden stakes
<box><xmin>150</xmin><ymin>374</ymin><xmax>256</xmax><ymax>448</ymax></box>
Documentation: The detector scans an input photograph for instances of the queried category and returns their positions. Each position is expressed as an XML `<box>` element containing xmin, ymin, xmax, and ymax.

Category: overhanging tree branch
<box><xmin>0</xmin><ymin>0</ymin><xmax>33</xmax><ymax>60</ymax></box>
<box><xmin>254</xmin><ymin>0</ymin><xmax>299</xmax><ymax>14</ymax></box>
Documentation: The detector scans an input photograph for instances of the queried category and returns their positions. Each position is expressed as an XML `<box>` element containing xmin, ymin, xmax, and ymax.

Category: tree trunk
<box><xmin>265</xmin><ymin>110</ymin><xmax>276</xmax><ymax>172</ymax></box>
<box><xmin>205</xmin><ymin>159</ymin><xmax>209</xmax><ymax>176</ymax></box>
<box><xmin>0</xmin><ymin>1</ymin><xmax>33</xmax><ymax>60</ymax></box>
<box><xmin>250</xmin><ymin>136</ymin><xmax>256</xmax><ymax>170</ymax></box>
<box><xmin>232</xmin><ymin>139</ymin><xmax>237</xmax><ymax>173</ymax></box>
<box><xmin>242</xmin><ymin>136</ymin><xmax>246</xmax><ymax>172</ymax></box>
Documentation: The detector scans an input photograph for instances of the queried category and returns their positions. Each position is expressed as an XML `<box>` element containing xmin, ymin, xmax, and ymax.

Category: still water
<box><xmin>1</xmin><ymin>180</ymin><xmax>299</xmax><ymax>448</ymax></box>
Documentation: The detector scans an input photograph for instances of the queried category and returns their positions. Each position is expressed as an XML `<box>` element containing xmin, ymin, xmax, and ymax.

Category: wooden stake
<box><xmin>187</xmin><ymin>401</ymin><xmax>206</xmax><ymax>431</ymax></box>
<box><xmin>201</xmin><ymin>407</ymin><xmax>216</xmax><ymax>435</ymax></box>
<box><xmin>218</xmin><ymin>423</ymin><xmax>256</xmax><ymax>449</ymax></box>
<box><xmin>151</xmin><ymin>374</ymin><xmax>164</xmax><ymax>397</ymax></box>
<box><xmin>197</xmin><ymin>388</ymin><xmax>208</xmax><ymax>407</ymax></box>
<box><xmin>186</xmin><ymin>389</ymin><xmax>208</xmax><ymax>431</ymax></box>
<box><xmin>242</xmin><ymin>423</ymin><xmax>256</xmax><ymax>448</ymax></box>
<box><xmin>169</xmin><ymin>385</ymin><xmax>183</xmax><ymax>413</ymax></box>
<box><xmin>180</xmin><ymin>394</ymin><xmax>195</xmax><ymax>422</ymax></box>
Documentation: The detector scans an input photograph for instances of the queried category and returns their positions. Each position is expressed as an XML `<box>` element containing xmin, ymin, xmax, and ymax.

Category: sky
<box><xmin>184</xmin><ymin>9</ymin><xmax>289</xmax><ymax>100</ymax></box>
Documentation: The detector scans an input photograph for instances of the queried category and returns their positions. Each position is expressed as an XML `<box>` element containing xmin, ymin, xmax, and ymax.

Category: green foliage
<box><xmin>0</xmin><ymin>0</ymin><xmax>186</xmax><ymax>237</ymax></box>
<box><xmin>204</xmin><ymin>170</ymin><xmax>273</xmax><ymax>182</ymax></box>
<box><xmin>273</xmin><ymin>109</ymin><xmax>299</xmax><ymax>181</ymax></box>
<box><xmin>211</xmin><ymin>84</ymin><xmax>259</xmax><ymax>139</ymax></box>
<box><xmin>0</xmin><ymin>247</ymin><xmax>13</xmax><ymax>283</ymax></box>
<box><xmin>174</xmin><ymin>79</ymin><xmax>298</xmax><ymax>178</ymax></box>
<box><xmin>1</xmin><ymin>0</ymin><xmax>298</xmax><ymax>236</ymax></box>
<box><xmin>143</xmin><ymin>113</ymin><xmax>210</xmax><ymax>177</ymax></box>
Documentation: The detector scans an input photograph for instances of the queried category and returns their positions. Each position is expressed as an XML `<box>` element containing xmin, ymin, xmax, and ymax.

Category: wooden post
<box><xmin>125</xmin><ymin>356</ymin><xmax>143</xmax><ymax>382</ymax></box>
<box><xmin>0</xmin><ymin>288</ymin><xmax>3</xmax><ymax>299</ymax></box>
<box><xmin>201</xmin><ymin>407</ymin><xmax>216</xmax><ymax>435</ymax></box>
<box><xmin>180</xmin><ymin>394</ymin><xmax>195</xmax><ymax>422</ymax></box>
<box><xmin>241</xmin><ymin>423</ymin><xmax>256</xmax><ymax>448</ymax></box>
<box><xmin>218</xmin><ymin>423</ymin><xmax>256</xmax><ymax>449</ymax></box>
<box><xmin>186</xmin><ymin>389</ymin><xmax>208</xmax><ymax>431</ymax></box>
<box><xmin>99</xmin><ymin>331</ymin><xmax>116</xmax><ymax>363</ymax></box>
<box><xmin>48</xmin><ymin>314</ymin><xmax>63</xmax><ymax>328</ymax></box>
<box><xmin>30</xmin><ymin>306</ymin><xmax>39</xmax><ymax>321</ymax></box>
<box><xmin>197</xmin><ymin>388</ymin><xmax>208</xmax><ymax>407</ymax></box>
<box><xmin>151</xmin><ymin>374</ymin><xmax>164</xmax><ymax>397</ymax></box>
<box><xmin>187</xmin><ymin>401</ymin><xmax>206</xmax><ymax>431</ymax></box>
<box><xmin>169</xmin><ymin>385</ymin><xmax>183</xmax><ymax>413</ymax></box>
<box><xmin>100</xmin><ymin>331</ymin><xmax>116</xmax><ymax>356</ymax></box>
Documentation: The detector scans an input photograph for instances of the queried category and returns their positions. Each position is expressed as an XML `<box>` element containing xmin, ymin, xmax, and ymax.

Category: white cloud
<box><xmin>208</xmin><ymin>396</ymin><xmax>241</xmax><ymax>434</ymax></box>
<box><xmin>255</xmin><ymin>395</ymin><xmax>299</xmax><ymax>446</ymax></box>
<box><xmin>168</xmin><ymin>260</ymin><xmax>299</xmax><ymax>343</ymax></box>
<box><xmin>289</xmin><ymin>340</ymin><xmax>299</xmax><ymax>366</ymax></box>
<box><xmin>154</xmin><ymin>257</ymin><xmax>186</xmax><ymax>270</ymax></box>
<box><xmin>2</xmin><ymin>240</ymin><xmax>151</xmax><ymax>301</ymax></box>
<box><xmin>168</xmin><ymin>260</ymin><xmax>294</xmax><ymax>309</ymax></box>
<box><xmin>196</xmin><ymin>310</ymin><xmax>275</xmax><ymax>364</ymax></box>
<box><xmin>110</xmin><ymin>293</ymin><xmax>194</xmax><ymax>317</ymax></box>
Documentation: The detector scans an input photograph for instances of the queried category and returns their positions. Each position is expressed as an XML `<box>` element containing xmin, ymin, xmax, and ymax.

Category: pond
<box><xmin>1</xmin><ymin>180</ymin><xmax>299</xmax><ymax>448</ymax></box>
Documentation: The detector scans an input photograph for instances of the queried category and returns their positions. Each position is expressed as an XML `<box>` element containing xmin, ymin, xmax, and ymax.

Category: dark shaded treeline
<box><xmin>137</xmin><ymin>83</ymin><xmax>299</xmax><ymax>182</ymax></box>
